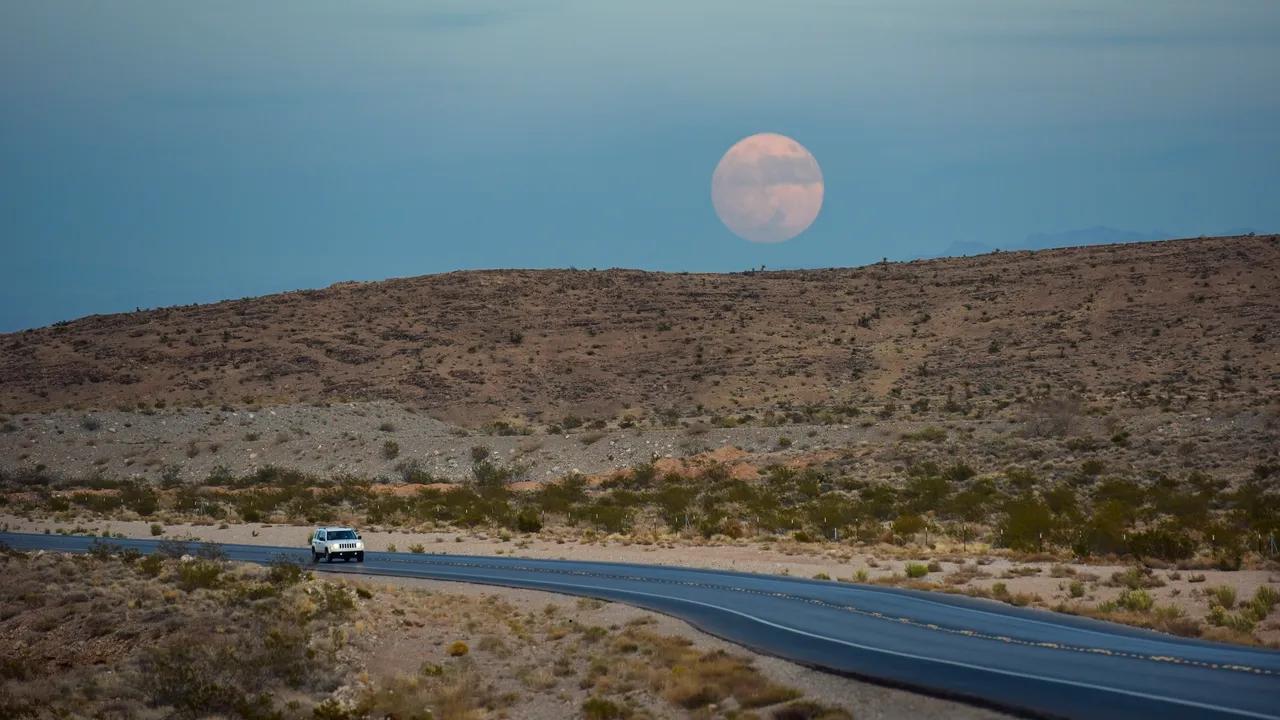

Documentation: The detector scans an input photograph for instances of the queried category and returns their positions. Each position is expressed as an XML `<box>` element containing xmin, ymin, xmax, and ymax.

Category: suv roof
<box><xmin>318</xmin><ymin>526</ymin><xmax>356</xmax><ymax>532</ymax></box>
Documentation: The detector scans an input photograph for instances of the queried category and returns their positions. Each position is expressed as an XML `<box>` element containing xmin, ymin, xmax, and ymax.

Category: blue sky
<box><xmin>2</xmin><ymin>1</ymin><xmax>1277</xmax><ymax>331</ymax></box>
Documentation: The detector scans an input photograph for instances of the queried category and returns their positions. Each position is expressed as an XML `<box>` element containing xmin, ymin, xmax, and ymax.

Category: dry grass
<box><xmin>0</xmin><ymin>544</ymin><xmax>858</xmax><ymax>719</ymax></box>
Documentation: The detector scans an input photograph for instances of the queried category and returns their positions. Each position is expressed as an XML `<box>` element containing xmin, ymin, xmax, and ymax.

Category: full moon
<box><xmin>711</xmin><ymin>132</ymin><xmax>824</xmax><ymax>244</ymax></box>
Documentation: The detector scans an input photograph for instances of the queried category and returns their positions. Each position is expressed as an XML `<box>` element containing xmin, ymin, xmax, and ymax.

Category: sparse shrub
<box><xmin>408</xmin><ymin>543</ymin><xmax>425</xmax><ymax>554</ymax></box>
<box><xmin>1069</xmin><ymin>580</ymin><xmax>1086</xmax><ymax>598</ymax></box>
<box><xmin>771</xmin><ymin>701</ymin><xmax>853</xmax><ymax>720</ymax></box>
<box><xmin>998</xmin><ymin>495</ymin><xmax>1053</xmax><ymax>551</ymax></box>
<box><xmin>176</xmin><ymin>559</ymin><xmax>224</xmax><ymax>591</ymax></box>
<box><xmin>1208</xmin><ymin>585</ymin><xmax>1237</xmax><ymax>609</ymax></box>
<box><xmin>901</xmin><ymin>426</ymin><xmax>946</xmax><ymax>443</ymax></box>
<box><xmin>1208</xmin><ymin>605</ymin><xmax>1256</xmax><ymax>633</ymax></box>
<box><xmin>80</xmin><ymin>415</ymin><xmax>102</xmax><ymax>431</ymax></box>
<box><xmin>1111</xmin><ymin>567</ymin><xmax>1164</xmax><ymax>590</ymax></box>
<box><xmin>266</xmin><ymin>555</ymin><xmax>305</xmax><ymax>585</ymax></box>
<box><xmin>891</xmin><ymin>513</ymin><xmax>925</xmax><ymax>541</ymax></box>
<box><xmin>314</xmin><ymin>583</ymin><xmax>355</xmax><ymax>618</ymax></box>
<box><xmin>381</xmin><ymin>440</ymin><xmax>399</xmax><ymax>460</ymax></box>
<box><xmin>583</xmin><ymin>697</ymin><xmax>629</xmax><ymax>720</ymax></box>
<box><xmin>1239</xmin><ymin>586</ymin><xmax>1280</xmax><ymax>626</ymax></box>
<box><xmin>447</xmin><ymin>641</ymin><xmax>469</xmax><ymax>657</ymax></box>
<box><xmin>991</xmin><ymin>582</ymin><xmax>1010</xmax><ymax>601</ymax></box>
<box><xmin>1116</xmin><ymin>589</ymin><xmax>1154</xmax><ymax>612</ymax></box>
<box><xmin>386</xmin><ymin>543</ymin><xmax>397</xmax><ymax>553</ymax></box>
<box><xmin>138</xmin><ymin>553</ymin><xmax>164</xmax><ymax>577</ymax></box>
<box><xmin>312</xmin><ymin>699</ymin><xmax>355</xmax><ymax>720</ymax></box>
<box><xmin>378</xmin><ymin>422</ymin><xmax>396</xmax><ymax>432</ymax></box>
<box><xmin>515</xmin><ymin>508</ymin><xmax>543</xmax><ymax>533</ymax></box>
<box><xmin>197</xmin><ymin>541</ymin><xmax>227</xmax><ymax>561</ymax></box>
<box><xmin>1150</xmin><ymin>605</ymin><xmax>1201</xmax><ymax>637</ymax></box>
<box><xmin>87</xmin><ymin>538</ymin><xmax>121</xmax><ymax>560</ymax></box>
<box><xmin>1080</xmin><ymin>459</ymin><xmax>1105</xmax><ymax>477</ymax></box>
<box><xmin>395</xmin><ymin>458</ymin><xmax>433</xmax><ymax>484</ymax></box>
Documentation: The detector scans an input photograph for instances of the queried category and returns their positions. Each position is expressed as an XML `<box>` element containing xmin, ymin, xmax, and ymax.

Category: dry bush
<box><xmin>356</xmin><ymin>665</ymin><xmax>494</xmax><ymax>720</ymax></box>
<box><xmin>1021</xmin><ymin>395</ymin><xmax>1083</xmax><ymax>438</ymax></box>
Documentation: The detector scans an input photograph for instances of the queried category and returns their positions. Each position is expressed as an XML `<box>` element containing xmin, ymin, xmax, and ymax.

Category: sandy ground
<box><xmin>7</xmin><ymin>513</ymin><xmax>1278</xmax><ymax>645</ymax></box>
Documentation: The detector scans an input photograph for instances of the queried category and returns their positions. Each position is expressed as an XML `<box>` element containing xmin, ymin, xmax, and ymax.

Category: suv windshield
<box><xmin>327</xmin><ymin>530</ymin><xmax>357</xmax><ymax>540</ymax></box>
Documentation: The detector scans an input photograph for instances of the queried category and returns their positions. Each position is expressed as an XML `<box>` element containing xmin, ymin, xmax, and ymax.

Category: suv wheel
<box><xmin>357</xmin><ymin>552</ymin><xmax>365</xmax><ymax>563</ymax></box>
<box><xmin>311</xmin><ymin>550</ymin><xmax>319</xmax><ymax>563</ymax></box>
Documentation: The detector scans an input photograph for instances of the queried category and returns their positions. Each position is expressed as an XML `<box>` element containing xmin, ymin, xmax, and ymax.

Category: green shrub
<box><xmin>998</xmin><ymin>495</ymin><xmax>1053</xmax><ymax>551</ymax></box>
<box><xmin>266</xmin><ymin>556</ymin><xmax>305</xmax><ymax>586</ymax></box>
<box><xmin>1069</xmin><ymin>580</ymin><xmax>1086</xmax><ymax>598</ymax></box>
<box><xmin>314</xmin><ymin>584</ymin><xmax>356</xmax><ymax>619</ymax></box>
<box><xmin>1111</xmin><ymin>567</ymin><xmax>1164</xmax><ymax>590</ymax></box>
<box><xmin>582</xmin><ymin>697</ymin><xmax>629</xmax><ymax>720</ymax></box>
<box><xmin>904</xmin><ymin>563</ymin><xmax>929</xmax><ymax>579</ymax></box>
<box><xmin>901</xmin><ymin>426</ymin><xmax>946</xmax><ymax>443</ymax></box>
<box><xmin>1208</xmin><ymin>605</ymin><xmax>1256</xmax><ymax>633</ymax></box>
<box><xmin>87</xmin><ymin>539</ymin><xmax>121</xmax><ymax>561</ymax></box>
<box><xmin>1244</xmin><ymin>586</ymin><xmax>1279</xmax><ymax>622</ymax></box>
<box><xmin>1116</xmin><ymin>589</ymin><xmax>1154</xmax><ymax>612</ymax></box>
<box><xmin>515</xmin><ymin>508</ymin><xmax>543</xmax><ymax>533</ymax></box>
<box><xmin>891</xmin><ymin>513</ymin><xmax>924</xmax><ymax>540</ymax></box>
<box><xmin>150</xmin><ymin>523</ymin><xmax>164</xmax><ymax>536</ymax></box>
<box><xmin>138</xmin><ymin>553</ymin><xmax>164</xmax><ymax>577</ymax></box>
<box><xmin>176</xmin><ymin>560</ymin><xmax>224</xmax><ymax>591</ymax></box>
<box><xmin>1208</xmin><ymin>585</ymin><xmax>1237</xmax><ymax>609</ymax></box>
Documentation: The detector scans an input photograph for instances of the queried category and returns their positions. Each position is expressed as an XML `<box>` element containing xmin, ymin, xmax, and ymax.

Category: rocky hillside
<box><xmin>1</xmin><ymin>235</ymin><xmax>1276</xmax><ymax>427</ymax></box>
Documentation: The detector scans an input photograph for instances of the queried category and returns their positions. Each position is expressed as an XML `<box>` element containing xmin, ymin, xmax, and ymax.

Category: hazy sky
<box><xmin>2</xmin><ymin>1</ymin><xmax>1278</xmax><ymax>330</ymax></box>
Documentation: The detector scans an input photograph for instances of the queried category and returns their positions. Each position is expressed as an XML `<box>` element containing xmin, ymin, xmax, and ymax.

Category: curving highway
<box><xmin>4</xmin><ymin>531</ymin><xmax>1278</xmax><ymax>719</ymax></box>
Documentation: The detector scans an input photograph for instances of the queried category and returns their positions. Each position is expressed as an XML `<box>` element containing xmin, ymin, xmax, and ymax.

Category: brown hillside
<box><xmin>1</xmin><ymin>235</ymin><xmax>1277</xmax><ymax>425</ymax></box>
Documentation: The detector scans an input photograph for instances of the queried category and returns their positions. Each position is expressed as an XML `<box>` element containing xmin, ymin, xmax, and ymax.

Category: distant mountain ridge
<box><xmin>1</xmin><ymin>234</ymin><xmax>1275</xmax><ymax>426</ymax></box>
<box><xmin>936</xmin><ymin>226</ymin><xmax>1259</xmax><ymax>258</ymax></box>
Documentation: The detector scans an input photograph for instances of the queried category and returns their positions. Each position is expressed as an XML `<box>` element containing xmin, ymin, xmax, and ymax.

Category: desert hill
<box><xmin>1</xmin><ymin>235</ymin><xmax>1276</xmax><ymax>427</ymax></box>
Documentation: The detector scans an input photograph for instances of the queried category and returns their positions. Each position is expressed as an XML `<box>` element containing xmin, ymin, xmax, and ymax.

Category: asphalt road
<box><xmin>4</xmin><ymin>532</ymin><xmax>1278</xmax><ymax>719</ymax></box>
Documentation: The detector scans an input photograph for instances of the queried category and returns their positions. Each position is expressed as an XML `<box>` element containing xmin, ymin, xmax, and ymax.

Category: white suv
<box><xmin>310</xmin><ymin>526</ymin><xmax>365</xmax><ymax>563</ymax></box>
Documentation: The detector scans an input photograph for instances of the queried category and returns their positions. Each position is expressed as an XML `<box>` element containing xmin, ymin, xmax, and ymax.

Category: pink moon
<box><xmin>711</xmin><ymin>133</ymin><xmax>824</xmax><ymax>244</ymax></box>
